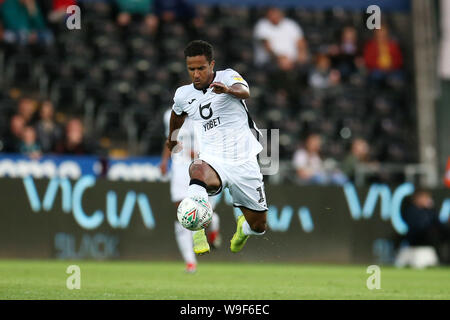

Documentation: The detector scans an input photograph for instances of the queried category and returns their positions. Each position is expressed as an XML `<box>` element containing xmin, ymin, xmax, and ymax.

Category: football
<box><xmin>177</xmin><ymin>196</ymin><xmax>213</xmax><ymax>231</ymax></box>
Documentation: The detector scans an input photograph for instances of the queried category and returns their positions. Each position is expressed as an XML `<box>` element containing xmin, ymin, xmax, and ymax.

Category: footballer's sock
<box><xmin>210</xmin><ymin>212</ymin><xmax>220</xmax><ymax>232</ymax></box>
<box><xmin>207</xmin><ymin>212</ymin><xmax>221</xmax><ymax>248</ymax></box>
<box><xmin>242</xmin><ymin>220</ymin><xmax>266</xmax><ymax>236</ymax></box>
<box><xmin>174</xmin><ymin>221</ymin><xmax>196</xmax><ymax>264</ymax></box>
<box><xmin>187</xmin><ymin>179</ymin><xmax>208</xmax><ymax>199</ymax></box>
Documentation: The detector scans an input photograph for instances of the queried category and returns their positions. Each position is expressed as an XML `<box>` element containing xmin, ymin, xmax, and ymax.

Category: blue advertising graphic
<box><xmin>107</xmin><ymin>156</ymin><xmax>163</xmax><ymax>181</ymax></box>
<box><xmin>0</xmin><ymin>154</ymin><xmax>163</xmax><ymax>181</ymax></box>
<box><xmin>0</xmin><ymin>154</ymin><xmax>99</xmax><ymax>179</ymax></box>
<box><xmin>22</xmin><ymin>174</ymin><xmax>449</xmax><ymax>234</ymax></box>
<box><xmin>23</xmin><ymin>176</ymin><xmax>155</xmax><ymax>230</ymax></box>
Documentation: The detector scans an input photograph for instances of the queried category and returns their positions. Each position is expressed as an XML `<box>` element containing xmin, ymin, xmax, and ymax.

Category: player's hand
<box><xmin>166</xmin><ymin>139</ymin><xmax>183</xmax><ymax>153</ymax></box>
<box><xmin>209</xmin><ymin>82</ymin><xmax>229</xmax><ymax>94</ymax></box>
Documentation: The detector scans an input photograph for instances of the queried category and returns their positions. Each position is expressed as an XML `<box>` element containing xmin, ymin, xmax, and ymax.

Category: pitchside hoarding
<box><xmin>0</xmin><ymin>177</ymin><xmax>448</xmax><ymax>264</ymax></box>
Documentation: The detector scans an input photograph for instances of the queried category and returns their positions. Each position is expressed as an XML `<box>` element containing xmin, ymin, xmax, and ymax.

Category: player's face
<box><xmin>186</xmin><ymin>55</ymin><xmax>215</xmax><ymax>90</ymax></box>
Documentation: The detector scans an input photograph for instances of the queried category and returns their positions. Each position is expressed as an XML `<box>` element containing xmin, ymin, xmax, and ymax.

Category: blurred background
<box><xmin>0</xmin><ymin>0</ymin><xmax>448</xmax><ymax>268</ymax></box>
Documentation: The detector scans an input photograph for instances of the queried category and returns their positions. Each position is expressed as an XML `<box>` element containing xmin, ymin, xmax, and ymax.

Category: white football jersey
<box><xmin>164</xmin><ymin>108</ymin><xmax>196</xmax><ymax>164</ymax></box>
<box><xmin>172</xmin><ymin>69</ymin><xmax>262</xmax><ymax>164</ymax></box>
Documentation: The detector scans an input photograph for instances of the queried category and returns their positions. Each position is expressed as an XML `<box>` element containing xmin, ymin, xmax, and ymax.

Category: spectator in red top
<box><xmin>48</xmin><ymin>0</ymin><xmax>76</xmax><ymax>23</ymax></box>
<box><xmin>363</xmin><ymin>23</ymin><xmax>404</xmax><ymax>88</ymax></box>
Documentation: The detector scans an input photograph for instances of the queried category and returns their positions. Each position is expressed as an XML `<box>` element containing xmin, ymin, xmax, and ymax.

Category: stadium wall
<box><xmin>0</xmin><ymin>177</ymin><xmax>448</xmax><ymax>264</ymax></box>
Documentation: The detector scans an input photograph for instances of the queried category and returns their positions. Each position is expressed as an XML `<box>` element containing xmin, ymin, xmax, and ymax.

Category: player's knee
<box><xmin>189</xmin><ymin>162</ymin><xmax>206</xmax><ymax>180</ymax></box>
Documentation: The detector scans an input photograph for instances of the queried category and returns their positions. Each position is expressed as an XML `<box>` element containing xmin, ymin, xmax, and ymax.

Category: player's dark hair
<box><xmin>184</xmin><ymin>40</ymin><xmax>214</xmax><ymax>62</ymax></box>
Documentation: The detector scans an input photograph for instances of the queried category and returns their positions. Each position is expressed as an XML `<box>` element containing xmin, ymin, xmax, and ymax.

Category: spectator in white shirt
<box><xmin>308</xmin><ymin>53</ymin><xmax>341</xmax><ymax>89</ymax></box>
<box><xmin>292</xmin><ymin>133</ymin><xmax>348</xmax><ymax>185</ymax></box>
<box><xmin>253</xmin><ymin>7</ymin><xmax>308</xmax><ymax>71</ymax></box>
<box><xmin>292</xmin><ymin>133</ymin><xmax>327</xmax><ymax>184</ymax></box>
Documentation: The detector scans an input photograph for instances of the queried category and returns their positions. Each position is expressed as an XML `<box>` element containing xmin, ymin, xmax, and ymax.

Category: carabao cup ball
<box><xmin>177</xmin><ymin>196</ymin><xmax>213</xmax><ymax>231</ymax></box>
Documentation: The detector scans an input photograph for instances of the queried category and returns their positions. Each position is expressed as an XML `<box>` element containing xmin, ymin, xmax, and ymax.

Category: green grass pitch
<box><xmin>0</xmin><ymin>260</ymin><xmax>449</xmax><ymax>299</ymax></box>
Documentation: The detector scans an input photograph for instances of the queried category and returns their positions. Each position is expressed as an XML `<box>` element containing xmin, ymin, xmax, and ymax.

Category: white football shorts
<box><xmin>196</xmin><ymin>155</ymin><xmax>268</xmax><ymax>212</ymax></box>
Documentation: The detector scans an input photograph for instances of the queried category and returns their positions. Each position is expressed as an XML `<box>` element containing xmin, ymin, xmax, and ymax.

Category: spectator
<box><xmin>308</xmin><ymin>53</ymin><xmax>341</xmax><ymax>89</ymax></box>
<box><xmin>17</xmin><ymin>97</ymin><xmax>37</xmax><ymax>125</ymax></box>
<box><xmin>3</xmin><ymin>114</ymin><xmax>26</xmax><ymax>152</ymax></box>
<box><xmin>47</xmin><ymin>0</ymin><xmax>77</xmax><ymax>24</ymax></box>
<box><xmin>34</xmin><ymin>100</ymin><xmax>62</xmax><ymax>153</ymax></box>
<box><xmin>363</xmin><ymin>23</ymin><xmax>404</xmax><ymax>87</ymax></box>
<box><xmin>329</xmin><ymin>26</ymin><xmax>364</xmax><ymax>81</ymax></box>
<box><xmin>154</xmin><ymin>0</ymin><xmax>196</xmax><ymax>22</ymax></box>
<box><xmin>292</xmin><ymin>133</ymin><xmax>328</xmax><ymax>184</ymax></box>
<box><xmin>341</xmin><ymin>138</ymin><xmax>376</xmax><ymax>181</ymax></box>
<box><xmin>401</xmin><ymin>189</ymin><xmax>450</xmax><ymax>263</ymax></box>
<box><xmin>0</xmin><ymin>0</ymin><xmax>53</xmax><ymax>46</ymax></box>
<box><xmin>253</xmin><ymin>7</ymin><xmax>308</xmax><ymax>71</ymax></box>
<box><xmin>153</xmin><ymin>0</ymin><xmax>202</xmax><ymax>37</ymax></box>
<box><xmin>54</xmin><ymin>118</ymin><xmax>95</xmax><ymax>155</ymax></box>
<box><xmin>114</xmin><ymin>0</ymin><xmax>158</xmax><ymax>34</ymax></box>
<box><xmin>19</xmin><ymin>125</ymin><xmax>41</xmax><ymax>158</ymax></box>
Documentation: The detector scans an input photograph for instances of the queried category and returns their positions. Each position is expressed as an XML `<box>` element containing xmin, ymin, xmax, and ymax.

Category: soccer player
<box><xmin>166</xmin><ymin>40</ymin><xmax>268</xmax><ymax>255</ymax></box>
<box><xmin>160</xmin><ymin>108</ymin><xmax>221</xmax><ymax>273</ymax></box>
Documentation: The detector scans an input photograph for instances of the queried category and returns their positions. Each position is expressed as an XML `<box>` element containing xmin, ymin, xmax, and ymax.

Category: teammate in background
<box><xmin>160</xmin><ymin>108</ymin><xmax>221</xmax><ymax>273</ymax></box>
<box><xmin>166</xmin><ymin>40</ymin><xmax>268</xmax><ymax>256</ymax></box>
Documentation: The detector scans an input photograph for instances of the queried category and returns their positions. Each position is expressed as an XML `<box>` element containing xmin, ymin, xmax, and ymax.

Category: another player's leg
<box><xmin>206</xmin><ymin>195</ymin><xmax>221</xmax><ymax>249</ymax></box>
<box><xmin>207</xmin><ymin>211</ymin><xmax>221</xmax><ymax>249</ymax></box>
<box><xmin>230</xmin><ymin>207</ymin><xmax>267</xmax><ymax>253</ymax></box>
<box><xmin>174</xmin><ymin>220</ymin><xmax>197</xmax><ymax>273</ymax></box>
<box><xmin>170</xmin><ymin>157</ymin><xmax>199</xmax><ymax>272</ymax></box>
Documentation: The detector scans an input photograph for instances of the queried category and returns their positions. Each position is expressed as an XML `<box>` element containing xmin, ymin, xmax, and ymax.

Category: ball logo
<box><xmin>186</xmin><ymin>208</ymin><xmax>197</xmax><ymax>222</ymax></box>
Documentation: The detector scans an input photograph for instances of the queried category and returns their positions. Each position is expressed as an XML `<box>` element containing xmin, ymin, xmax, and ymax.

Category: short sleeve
<box><xmin>223</xmin><ymin>69</ymin><xmax>249</xmax><ymax>88</ymax></box>
<box><xmin>254</xmin><ymin>19</ymin><xmax>270</xmax><ymax>41</ymax></box>
<box><xmin>289</xmin><ymin>19</ymin><xmax>303</xmax><ymax>40</ymax></box>
<box><xmin>163</xmin><ymin>109</ymin><xmax>171</xmax><ymax>137</ymax></box>
<box><xmin>292</xmin><ymin>149</ymin><xmax>307</xmax><ymax>169</ymax></box>
<box><xmin>172</xmin><ymin>88</ymin><xmax>184</xmax><ymax>116</ymax></box>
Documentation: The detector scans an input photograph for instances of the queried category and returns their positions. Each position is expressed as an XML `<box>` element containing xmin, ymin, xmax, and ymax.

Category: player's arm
<box><xmin>261</xmin><ymin>39</ymin><xmax>277</xmax><ymax>60</ymax></box>
<box><xmin>166</xmin><ymin>111</ymin><xmax>187</xmax><ymax>152</ymax></box>
<box><xmin>297</xmin><ymin>38</ymin><xmax>308</xmax><ymax>64</ymax></box>
<box><xmin>159</xmin><ymin>143</ymin><xmax>171</xmax><ymax>175</ymax></box>
<box><xmin>209</xmin><ymin>82</ymin><xmax>250</xmax><ymax>100</ymax></box>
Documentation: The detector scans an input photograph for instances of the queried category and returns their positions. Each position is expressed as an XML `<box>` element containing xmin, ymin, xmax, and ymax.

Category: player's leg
<box><xmin>186</xmin><ymin>160</ymin><xmax>222</xmax><ymax>255</ymax></box>
<box><xmin>187</xmin><ymin>160</ymin><xmax>222</xmax><ymax>197</ymax></box>
<box><xmin>239</xmin><ymin>206</ymin><xmax>267</xmax><ymax>233</ymax></box>
<box><xmin>228</xmin><ymin>157</ymin><xmax>268</xmax><ymax>253</ymax></box>
<box><xmin>230</xmin><ymin>207</ymin><xmax>267</xmax><ymax>253</ymax></box>
<box><xmin>174</xmin><ymin>201</ymin><xmax>197</xmax><ymax>273</ymax></box>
